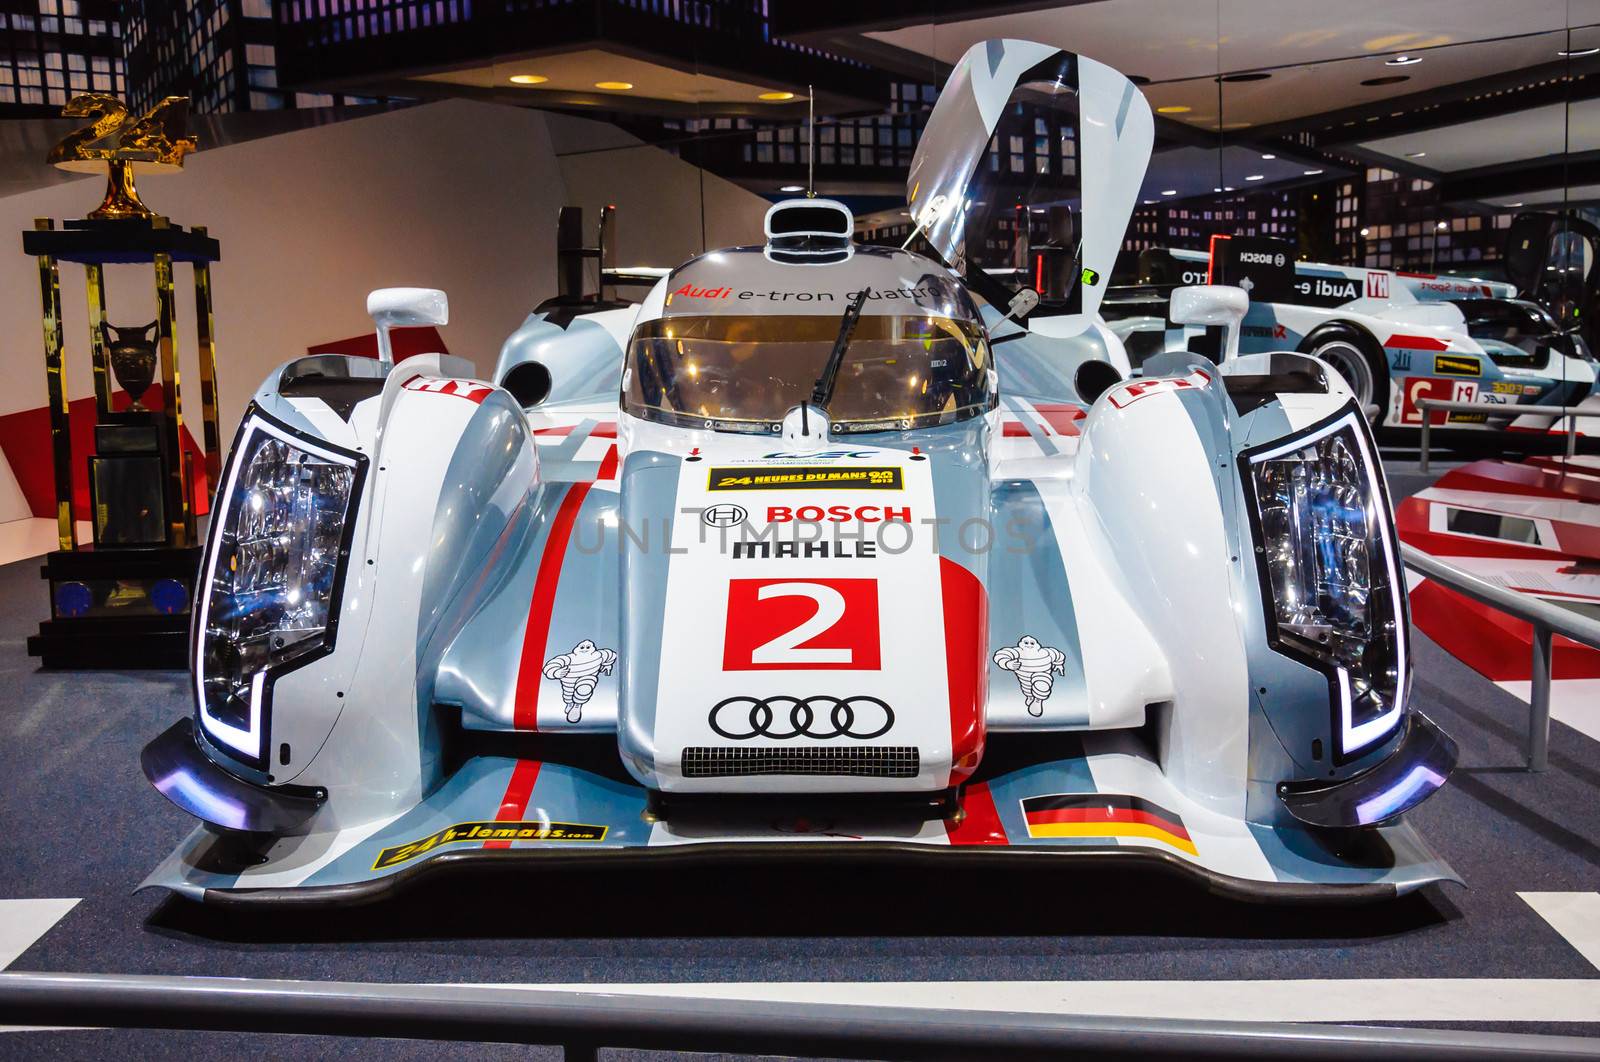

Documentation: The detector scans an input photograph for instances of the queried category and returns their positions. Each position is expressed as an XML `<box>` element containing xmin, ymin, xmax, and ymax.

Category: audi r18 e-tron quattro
<box><xmin>141</xmin><ymin>38</ymin><xmax>1458</xmax><ymax>905</ymax></box>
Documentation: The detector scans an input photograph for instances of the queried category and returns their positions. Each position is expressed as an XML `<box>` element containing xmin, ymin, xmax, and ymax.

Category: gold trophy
<box><xmin>46</xmin><ymin>95</ymin><xmax>197</xmax><ymax>221</ymax></box>
<box><xmin>22</xmin><ymin>93</ymin><xmax>221</xmax><ymax>669</ymax></box>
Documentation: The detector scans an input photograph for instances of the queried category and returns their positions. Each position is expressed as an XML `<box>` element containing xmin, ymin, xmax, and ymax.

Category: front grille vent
<box><xmin>681</xmin><ymin>745</ymin><xmax>919</xmax><ymax>778</ymax></box>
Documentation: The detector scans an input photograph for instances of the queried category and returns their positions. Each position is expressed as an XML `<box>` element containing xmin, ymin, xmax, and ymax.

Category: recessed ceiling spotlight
<box><xmin>1405</xmin><ymin>150</ymin><xmax>1428</xmax><ymax>158</ymax></box>
<box><xmin>1246</xmin><ymin>174</ymin><xmax>1265</xmax><ymax>181</ymax></box>
<box><xmin>1386</xmin><ymin>54</ymin><xmax>1422</xmax><ymax>66</ymax></box>
<box><xmin>1558</xmin><ymin>47</ymin><xmax>1600</xmax><ymax>57</ymax></box>
<box><xmin>1261</xmin><ymin>153</ymin><xmax>1276</xmax><ymax>159</ymax></box>
<box><xmin>1436</xmin><ymin>221</ymin><xmax>1448</xmax><ymax>230</ymax></box>
<box><xmin>1161</xmin><ymin>189</ymin><xmax>1178</xmax><ymax>196</ymax></box>
<box><xmin>509</xmin><ymin>74</ymin><xmax>548</xmax><ymax>85</ymax></box>
<box><xmin>1304</xmin><ymin>168</ymin><xmax>1324</xmax><ymax>175</ymax></box>
<box><xmin>1361</xmin><ymin>75</ymin><xmax>1411</xmax><ymax>86</ymax></box>
<box><xmin>758</xmin><ymin>91</ymin><xmax>796</xmax><ymax>101</ymax></box>
<box><xmin>779</xmin><ymin>184</ymin><xmax>804</xmax><ymax>192</ymax></box>
<box><xmin>1214</xmin><ymin>186</ymin><xmax>1223</xmax><ymax>193</ymax></box>
<box><xmin>1360</xmin><ymin>227</ymin><xmax>1370</xmax><ymax>236</ymax></box>
<box><xmin>1507</xmin><ymin>201</ymin><xmax>1525</xmax><ymax>207</ymax></box>
<box><xmin>594</xmin><ymin>81</ymin><xmax>634</xmax><ymax>91</ymax></box>
<box><xmin>1224</xmin><ymin>185</ymin><xmax>1235</xmax><ymax>191</ymax></box>
<box><xmin>1156</xmin><ymin>105</ymin><xmax>1191</xmax><ymax>114</ymax></box>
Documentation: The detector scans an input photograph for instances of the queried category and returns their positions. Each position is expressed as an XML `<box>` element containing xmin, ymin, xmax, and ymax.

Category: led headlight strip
<box><xmin>1242</xmin><ymin>406</ymin><xmax>1408</xmax><ymax>763</ymax></box>
<box><xmin>192</xmin><ymin>409</ymin><xmax>365</xmax><ymax>770</ymax></box>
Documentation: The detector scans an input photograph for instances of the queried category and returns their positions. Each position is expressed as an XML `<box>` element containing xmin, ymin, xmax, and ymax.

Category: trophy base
<box><xmin>27</xmin><ymin>545</ymin><xmax>201</xmax><ymax>670</ymax></box>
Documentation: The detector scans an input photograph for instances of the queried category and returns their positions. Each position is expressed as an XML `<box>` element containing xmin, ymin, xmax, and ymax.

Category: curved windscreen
<box><xmin>623</xmin><ymin>314</ymin><xmax>992</xmax><ymax>434</ymax></box>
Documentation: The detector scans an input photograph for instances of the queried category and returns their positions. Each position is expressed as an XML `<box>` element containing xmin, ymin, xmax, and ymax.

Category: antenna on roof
<box><xmin>806</xmin><ymin>86</ymin><xmax>816</xmax><ymax>198</ymax></box>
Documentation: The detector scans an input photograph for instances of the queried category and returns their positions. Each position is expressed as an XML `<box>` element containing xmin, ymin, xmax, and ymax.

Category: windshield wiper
<box><xmin>809</xmin><ymin>287</ymin><xmax>871</xmax><ymax>413</ymax></box>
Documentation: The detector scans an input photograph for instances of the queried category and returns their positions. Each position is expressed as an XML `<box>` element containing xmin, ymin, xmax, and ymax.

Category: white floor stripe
<box><xmin>492</xmin><ymin>978</ymin><xmax>1600</xmax><ymax>1023</ymax></box>
<box><xmin>1522</xmin><ymin>892</ymin><xmax>1600</xmax><ymax>972</ymax></box>
<box><xmin>0</xmin><ymin>899</ymin><xmax>80</xmax><ymax>1034</ymax></box>
<box><xmin>0</xmin><ymin>899</ymin><xmax>77</xmax><ymax>971</ymax></box>
<box><xmin>1496</xmin><ymin>679</ymin><xmax>1600</xmax><ymax>744</ymax></box>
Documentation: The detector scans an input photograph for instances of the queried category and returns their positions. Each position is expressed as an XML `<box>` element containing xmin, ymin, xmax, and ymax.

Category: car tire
<box><xmin>1300</xmin><ymin>323</ymin><xmax>1389</xmax><ymax>423</ymax></box>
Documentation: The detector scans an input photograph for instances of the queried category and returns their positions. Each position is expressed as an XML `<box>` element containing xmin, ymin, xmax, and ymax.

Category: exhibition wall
<box><xmin>0</xmin><ymin>100</ymin><xmax>770</xmax><ymax>524</ymax></box>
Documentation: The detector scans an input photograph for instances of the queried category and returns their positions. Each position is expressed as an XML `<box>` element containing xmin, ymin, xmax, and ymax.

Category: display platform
<box><xmin>1</xmin><ymin>454</ymin><xmax>1598</xmax><ymax>1058</ymax></box>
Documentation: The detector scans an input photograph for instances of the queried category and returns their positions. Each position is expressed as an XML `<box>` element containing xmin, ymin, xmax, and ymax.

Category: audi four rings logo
<box><xmin>708</xmin><ymin>695</ymin><xmax>895</xmax><ymax>740</ymax></box>
<box><xmin>702</xmin><ymin>504</ymin><xmax>748</xmax><ymax>528</ymax></box>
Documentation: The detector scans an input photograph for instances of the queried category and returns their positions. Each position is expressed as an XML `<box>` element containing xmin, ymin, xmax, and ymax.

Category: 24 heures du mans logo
<box><xmin>707</xmin><ymin>466</ymin><xmax>903</xmax><ymax>491</ymax></box>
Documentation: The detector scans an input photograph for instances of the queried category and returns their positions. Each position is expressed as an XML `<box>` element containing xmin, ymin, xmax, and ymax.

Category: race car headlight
<box><xmin>1244</xmin><ymin>409</ymin><xmax>1408</xmax><ymax>762</ymax></box>
<box><xmin>194</xmin><ymin>412</ymin><xmax>364</xmax><ymax>769</ymax></box>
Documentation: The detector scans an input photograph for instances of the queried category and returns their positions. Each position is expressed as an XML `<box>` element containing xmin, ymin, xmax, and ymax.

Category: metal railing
<box><xmin>1416</xmin><ymin>399</ymin><xmax>1598</xmax><ymax>474</ymax></box>
<box><xmin>2</xmin><ymin>971</ymin><xmax>1599</xmax><ymax>1059</ymax></box>
<box><xmin>1400</xmin><ymin>545</ymin><xmax>1600</xmax><ymax>771</ymax></box>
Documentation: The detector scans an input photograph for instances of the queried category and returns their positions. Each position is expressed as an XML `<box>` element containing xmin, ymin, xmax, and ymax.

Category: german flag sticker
<box><xmin>1020</xmin><ymin>793</ymin><xmax>1197</xmax><ymax>856</ymax></box>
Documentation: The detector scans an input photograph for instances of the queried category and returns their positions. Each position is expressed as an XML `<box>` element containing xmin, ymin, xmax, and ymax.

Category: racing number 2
<box><xmin>723</xmin><ymin>578</ymin><xmax>881</xmax><ymax>671</ymax></box>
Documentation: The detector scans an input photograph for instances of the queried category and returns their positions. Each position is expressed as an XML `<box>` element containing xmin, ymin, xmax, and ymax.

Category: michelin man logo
<box><xmin>993</xmin><ymin>636</ymin><xmax>1066</xmax><ymax>717</ymax></box>
<box><xmin>542</xmin><ymin>639</ymin><xmax>618</xmax><ymax>724</ymax></box>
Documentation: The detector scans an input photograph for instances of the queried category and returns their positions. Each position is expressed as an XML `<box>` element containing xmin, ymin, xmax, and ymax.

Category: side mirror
<box><xmin>1170</xmin><ymin>284</ymin><xmax>1248</xmax><ymax>362</ymax></box>
<box><xmin>366</xmin><ymin>287</ymin><xmax>448</xmax><ymax>366</ymax></box>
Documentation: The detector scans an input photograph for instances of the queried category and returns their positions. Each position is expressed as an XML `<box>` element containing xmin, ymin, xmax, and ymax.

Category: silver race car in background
<box><xmin>141</xmin><ymin>38</ymin><xmax>1457</xmax><ymax>905</ymax></box>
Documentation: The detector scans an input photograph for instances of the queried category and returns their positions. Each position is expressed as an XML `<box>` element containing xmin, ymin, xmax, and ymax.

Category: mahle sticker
<box><xmin>373</xmin><ymin>820</ymin><xmax>607</xmax><ymax>870</ymax></box>
<box><xmin>707</xmin><ymin>466</ymin><xmax>904</xmax><ymax>491</ymax></box>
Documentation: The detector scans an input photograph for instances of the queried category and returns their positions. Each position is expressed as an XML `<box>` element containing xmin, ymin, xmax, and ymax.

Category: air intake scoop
<box><xmin>764</xmin><ymin>198</ymin><xmax>854</xmax><ymax>262</ymax></box>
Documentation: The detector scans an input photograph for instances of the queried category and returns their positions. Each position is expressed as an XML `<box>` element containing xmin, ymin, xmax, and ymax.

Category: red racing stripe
<box><xmin>513</xmin><ymin>483</ymin><xmax>593</xmax><ymax>730</ymax></box>
<box><xmin>483</xmin><ymin>759</ymin><xmax>542</xmax><ymax>849</ymax></box>
<box><xmin>1001</xmin><ymin>421</ymin><xmax>1033</xmax><ymax>437</ymax></box>
<box><xmin>1384</xmin><ymin>334</ymin><xmax>1451</xmax><ymax>351</ymax></box>
<box><xmin>1032</xmin><ymin>403</ymin><xmax>1086</xmax><ymax>437</ymax></box>
<box><xmin>939</xmin><ymin>556</ymin><xmax>987</xmax><ymax>782</ymax></box>
<box><xmin>945</xmin><ymin>780</ymin><xmax>1009</xmax><ymax>845</ymax></box>
<box><xmin>597</xmin><ymin>443</ymin><xmax>620</xmax><ymax>481</ymax></box>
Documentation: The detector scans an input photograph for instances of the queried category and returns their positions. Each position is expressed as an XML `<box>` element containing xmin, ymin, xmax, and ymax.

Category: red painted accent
<box><xmin>1395</xmin><ymin>497</ymin><xmax>1567</xmax><ymax>562</ymax></box>
<box><xmin>590</xmin><ymin>423</ymin><xmax>618</xmax><ymax>439</ymax></box>
<box><xmin>1023</xmin><ymin>805</ymin><xmax>1191</xmax><ymax>839</ymax></box>
<box><xmin>1396</xmin><ymin>271</ymin><xmax>1439</xmax><ymax>280</ymax></box>
<box><xmin>1031</xmin><ymin>402</ymin><xmax>1086</xmax><ymax>437</ymax></box>
<box><xmin>1384</xmin><ymin>334</ymin><xmax>1452</xmax><ymax>351</ymax></box>
<box><xmin>945</xmin><ymin>780</ymin><xmax>1009</xmax><ymax>845</ymax></box>
<box><xmin>512</xmin><ymin>483</ymin><xmax>593</xmax><ymax>730</ymax></box>
<box><xmin>1409</xmin><ymin>579</ymin><xmax>1600</xmax><ymax>681</ymax></box>
<box><xmin>0</xmin><ymin>385</ymin><xmax>209</xmax><ymax>522</ymax></box>
<box><xmin>1002</xmin><ymin>421</ymin><xmax>1033</xmax><ymax>438</ymax></box>
<box><xmin>483</xmin><ymin>759</ymin><xmax>542</xmax><ymax>850</ymax></box>
<box><xmin>940</xmin><ymin>556</ymin><xmax>987</xmax><ymax>783</ymax></box>
<box><xmin>533</xmin><ymin>425</ymin><xmax>576</xmax><ymax>437</ymax></box>
<box><xmin>1206</xmin><ymin>233</ymin><xmax>1230</xmax><ymax>285</ymax></box>
<box><xmin>596</xmin><ymin>444</ymin><xmax>620</xmax><ymax>482</ymax></box>
<box><xmin>1034</xmin><ymin>253</ymin><xmax>1044</xmax><ymax>294</ymax></box>
<box><xmin>307</xmin><ymin>325</ymin><xmax>448</xmax><ymax>362</ymax></box>
<box><xmin>1437</xmin><ymin>461</ymin><xmax>1600</xmax><ymax>505</ymax></box>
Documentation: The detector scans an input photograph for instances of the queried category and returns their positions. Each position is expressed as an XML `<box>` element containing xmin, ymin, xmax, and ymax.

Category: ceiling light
<box><xmin>1405</xmin><ymin>150</ymin><xmax>1427</xmax><ymax>158</ymax></box>
<box><xmin>1261</xmin><ymin>153</ymin><xmax>1276</xmax><ymax>160</ymax></box>
<box><xmin>1224</xmin><ymin>186</ymin><xmax>1235</xmax><ymax>191</ymax></box>
<box><xmin>779</xmin><ymin>184</ymin><xmax>804</xmax><ymax>193</ymax></box>
<box><xmin>594</xmin><ymin>81</ymin><xmax>634</xmax><ymax>91</ymax></box>
<box><xmin>1507</xmin><ymin>202</ymin><xmax>1525</xmax><ymax>207</ymax></box>
<box><xmin>508</xmin><ymin>74</ymin><xmax>548</xmax><ymax>85</ymax></box>
<box><xmin>1361</xmin><ymin>75</ymin><xmax>1410</xmax><ymax>86</ymax></box>
<box><xmin>758</xmin><ymin>91</ymin><xmax>796</xmax><ymax>101</ymax></box>
<box><xmin>1360</xmin><ymin>227</ymin><xmax>1370</xmax><ymax>237</ymax></box>
<box><xmin>1436</xmin><ymin>221</ymin><xmax>1448</xmax><ymax>230</ymax></box>
<box><xmin>1386</xmin><ymin>54</ymin><xmax>1422</xmax><ymax>66</ymax></box>
<box><xmin>1213</xmin><ymin>186</ymin><xmax>1223</xmax><ymax>193</ymax></box>
<box><xmin>1161</xmin><ymin>189</ymin><xmax>1177</xmax><ymax>196</ymax></box>
<box><xmin>1559</xmin><ymin>47</ymin><xmax>1600</xmax><ymax>57</ymax></box>
<box><xmin>1246</xmin><ymin>174</ymin><xmax>1265</xmax><ymax>181</ymax></box>
<box><xmin>1304</xmin><ymin>168</ymin><xmax>1324</xmax><ymax>175</ymax></box>
<box><xmin>1156</xmin><ymin>105</ymin><xmax>1191</xmax><ymax>114</ymax></box>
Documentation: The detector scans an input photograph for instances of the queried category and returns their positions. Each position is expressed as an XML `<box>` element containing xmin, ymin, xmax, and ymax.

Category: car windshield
<box><xmin>622</xmin><ymin>313</ymin><xmax>992</xmax><ymax>434</ymax></box>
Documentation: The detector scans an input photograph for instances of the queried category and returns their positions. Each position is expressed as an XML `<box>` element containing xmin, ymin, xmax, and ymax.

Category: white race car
<box><xmin>141</xmin><ymin>39</ymin><xmax>1456</xmax><ymax>905</ymax></box>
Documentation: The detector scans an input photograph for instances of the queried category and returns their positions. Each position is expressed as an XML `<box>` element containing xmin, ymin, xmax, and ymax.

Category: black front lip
<box><xmin>1277</xmin><ymin>711</ymin><xmax>1458</xmax><ymax>829</ymax></box>
<box><xmin>141</xmin><ymin>718</ymin><xmax>326</xmax><ymax>834</ymax></box>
